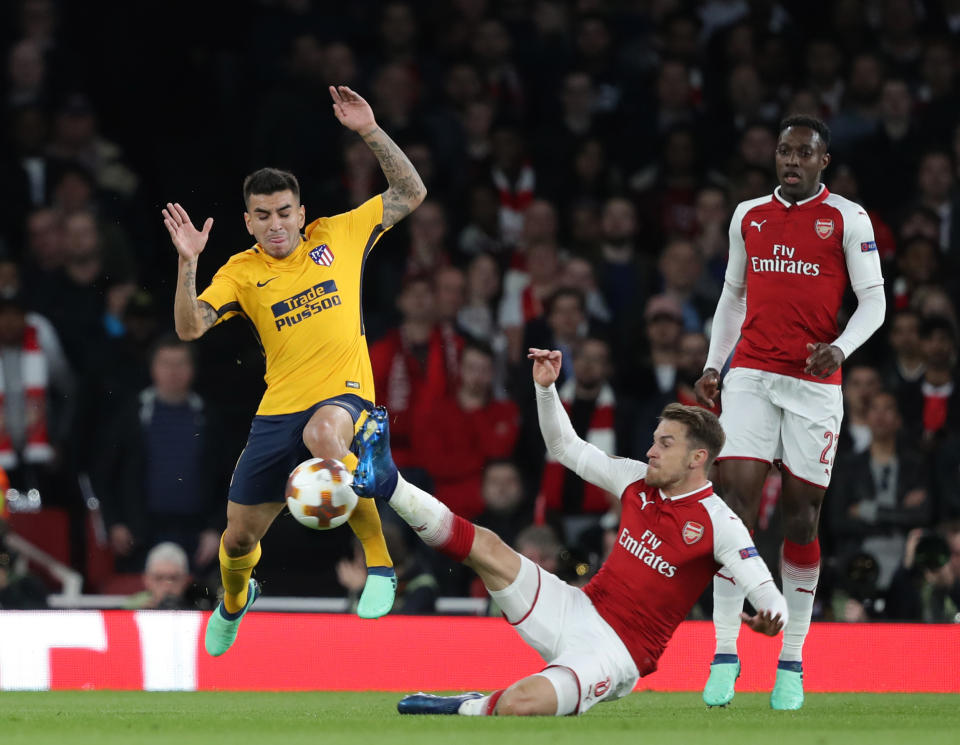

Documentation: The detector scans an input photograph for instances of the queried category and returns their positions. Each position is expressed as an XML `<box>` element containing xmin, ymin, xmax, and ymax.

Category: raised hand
<box><xmin>740</xmin><ymin>609</ymin><xmax>785</xmax><ymax>637</ymax></box>
<box><xmin>162</xmin><ymin>202</ymin><xmax>213</xmax><ymax>262</ymax></box>
<box><xmin>804</xmin><ymin>342</ymin><xmax>845</xmax><ymax>379</ymax></box>
<box><xmin>528</xmin><ymin>348</ymin><xmax>562</xmax><ymax>387</ymax></box>
<box><xmin>329</xmin><ymin>85</ymin><xmax>377</xmax><ymax>136</ymax></box>
<box><xmin>694</xmin><ymin>368</ymin><xmax>721</xmax><ymax>408</ymax></box>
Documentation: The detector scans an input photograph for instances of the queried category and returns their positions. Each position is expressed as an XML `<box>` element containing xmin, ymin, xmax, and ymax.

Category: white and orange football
<box><xmin>285</xmin><ymin>458</ymin><xmax>358</xmax><ymax>530</ymax></box>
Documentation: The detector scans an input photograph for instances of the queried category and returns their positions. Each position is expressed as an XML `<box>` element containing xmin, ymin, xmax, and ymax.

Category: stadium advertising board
<box><xmin>0</xmin><ymin>612</ymin><xmax>956</xmax><ymax>692</ymax></box>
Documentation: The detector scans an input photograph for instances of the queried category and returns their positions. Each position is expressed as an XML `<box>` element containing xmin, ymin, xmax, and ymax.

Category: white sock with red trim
<box><xmin>387</xmin><ymin>475</ymin><xmax>475</xmax><ymax>561</ymax></box>
<box><xmin>458</xmin><ymin>690</ymin><xmax>504</xmax><ymax>715</ymax></box>
<box><xmin>780</xmin><ymin>538</ymin><xmax>820</xmax><ymax>663</ymax></box>
<box><xmin>713</xmin><ymin>571</ymin><xmax>745</xmax><ymax>656</ymax></box>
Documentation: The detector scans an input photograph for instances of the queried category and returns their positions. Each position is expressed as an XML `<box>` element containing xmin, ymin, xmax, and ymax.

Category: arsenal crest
<box><xmin>310</xmin><ymin>243</ymin><xmax>335</xmax><ymax>266</ymax></box>
<box><xmin>814</xmin><ymin>218</ymin><xmax>834</xmax><ymax>239</ymax></box>
<box><xmin>682</xmin><ymin>521</ymin><xmax>704</xmax><ymax>545</ymax></box>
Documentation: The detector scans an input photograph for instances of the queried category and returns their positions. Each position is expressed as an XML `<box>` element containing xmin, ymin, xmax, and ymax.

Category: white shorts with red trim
<box><xmin>717</xmin><ymin>367</ymin><xmax>844</xmax><ymax>488</ymax></box>
<box><xmin>490</xmin><ymin>555</ymin><xmax>639</xmax><ymax>714</ymax></box>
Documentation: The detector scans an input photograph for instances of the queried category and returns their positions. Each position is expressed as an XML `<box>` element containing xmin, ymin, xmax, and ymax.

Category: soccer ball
<box><xmin>285</xmin><ymin>458</ymin><xmax>358</xmax><ymax>530</ymax></box>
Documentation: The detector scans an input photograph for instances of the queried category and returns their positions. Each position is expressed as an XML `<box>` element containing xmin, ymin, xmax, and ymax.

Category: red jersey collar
<box><xmin>772</xmin><ymin>183</ymin><xmax>829</xmax><ymax>209</ymax></box>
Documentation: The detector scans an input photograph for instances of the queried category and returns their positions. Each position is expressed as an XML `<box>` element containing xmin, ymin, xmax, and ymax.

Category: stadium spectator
<box><xmin>890</xmin><ymin>236</ymin><xmax>941</xmax><ymax>312</ymax></box>
<box><xmin>828</xmin><ymin>391</ymin><xmax>931</xmax><ymax>590</ymax></box>
<box><xmin>0</xmin><ymin>104</ymin><xmax>51</xmax><ymax>245</ymax></box>
<box><xmin>534</xmin><ymin>71</ymin><xmax>612</xmax><ymax>201</ymax></box>
<box><xmin>95</xmin><ymin>335</ymin><xmax>226</xmax><ymax>573</ymax></box>
<box><xmin>499</xmin><ymin>208</ymin><xmax>563</xmax><ymax>363</ymax></box>
<box><xmin>913</xmin><ymin>149</ymin><xmax>960</xmax><ymax>258</ymax></box>
<box><xmin>457</xmin><ymin>184</ymin><xmax>505</xmax><ymax>259</ymax></box>
<box><xmin>522</xmin><ymin>288</ymin><xmax>589</xmax><ymax>388</ymax></box>
<box><xmin>632</xmin><ymin>126</ymin><xmax>702</xmax><ymax>241</ymax></box>
<box><xmin>487</xmin><ymin>119</ymin><xmax>534</xmax><ymax>249</ymax></box>
<box><xmin>596</xmin><ymin>197</ymin><xmax>652</xmax><ymax>332</ymax></box>
<box><xmin>853</xmin><ymin>77</ymin><xmax>922</xmax><ymax>218</ymax></box>
<box><xmin>691</xmin><ymin>185</ymin><xmax>732</xmax><ymax>287</ymax></box>
<box><xmin>897</xmin><ymin>315</ymin><xmax>960</xmax><ymax>447</ymax></box>
<box><xmin>912</xmin><ymin>285</ymin><xmax>959</xmax><ymax>327</ymax></box>
<box><xmin>828</xmin><ymin>552</ymin><xmax>884</xmax><ymax>622</ymax></box>
<box><xmin>634</xmin><ymin>330</ymin><xmax>712</xmax><ymax>455</ymax></box>
<box><xmin>433</xmin><ymin>265</ymin><xmax>466</xmax><ymax>330</ymax></box>
<box><xmin>885</xmin><ymin>525</ymin><xmax>960</xmax><ymax>622</ymax></box>
<box><xmin>804</xmin><ymin>37</ymin><xmax>845</xmax><ymax>118</ymax></box>
<box><xmin>46</xmin><ymin>93</ymin><xmax>139</xmax><ymax>199</ymax></box>
<box><xmin>657</xmin><ymin>237</ymin><xmax>718</xmax><ymax>333</ymax></box>
<box><xmin>839</xmin><ymin>364</ymin><xmax>883</xmax><ymax>456</ymax></box>
<box><xmin>412</xmin><ymin>341</ymin><xmax>519</xmax><ymax>519</ymax></box>
<box><xmin>457</xmin><ymin>252</ymin><xmax>503</xmax><ymax>345</ymax></box>
<box><xmin>475</xmin><ymin>460</ymin><xmax>533</xmax><ymax>552</ymax></box>
<box><xmin>631</xmin><ymin>294</ymin><xmax>684</xmax><ymax>398</ymax></box>
<box><xmin>829</xmin><ymin>52</ymin><xmax>884</xmax><ymax>157</ymax></box>
<box><xmin>404</xmin><ymin>200</ymin><xmax>450</xmax><ymax>278</ymax></box>
<box><xmin>560</xmin><ymin>255</ymin><xmax>611</xmax><ymax>326</ymax></box>
<box><xmin>917</xmin><ymin>39</ymin><xmax>960</xmax><ymax>146</ymax></box>
<box><xmin>0</xmin><ymin>291</ymin><xmax>75</xmax><ymax>500</ymax></box>
<box><xmin>370</xmin><ymin>274</ymin><xmax>462</xmax><ymax>470</ymax></box>
<box><xmin>124</xmin><ymin>541</ymin><xmax>194</xmax><ymax>610</ymax></box>
<box><xmin>880</xmin><ymin>309</ymin><xmax>926</xmax><ymax>393</ymax></box>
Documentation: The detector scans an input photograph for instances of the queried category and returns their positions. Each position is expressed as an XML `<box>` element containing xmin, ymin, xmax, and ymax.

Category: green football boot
<box><xmin>357</xmin><ymin>568</ymin><xmax>397</xmax><ymax>619</ymax></box>
<box><xmin>703</xmin><ymin>654</ymin><xmax>740</xmax><ymax>707</ymax></box>
<box><xmin>770</xmin><ymin>661</ymin><xmax>804</xmax><ymax>710</ymax></box>
<box><xmin>204</xmin><ymin>578</ymin><xmax>260</xmax><ymax>657</ymax></box>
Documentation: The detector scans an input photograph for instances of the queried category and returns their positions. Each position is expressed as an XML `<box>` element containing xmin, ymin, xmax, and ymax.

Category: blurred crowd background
<box><xmin>0</xmin><ymin>0</ymin><xmax>959</xmax><ymax>622</ymax></box>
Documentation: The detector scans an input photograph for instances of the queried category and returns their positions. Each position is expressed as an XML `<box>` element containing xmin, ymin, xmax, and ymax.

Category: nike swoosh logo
<box><xmin>257</xmin><ymin>277</ymin><xmax>279</xmax><ymax>287</ymax></box>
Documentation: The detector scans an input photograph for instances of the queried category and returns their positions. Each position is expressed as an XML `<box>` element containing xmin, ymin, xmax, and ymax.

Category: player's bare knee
<box><xmin>302</xmin><ymin>417</ymin><xmax>340</xmax><ymax>456</ymax></box>
<box><xmin>783</xmin><ymin>517</ymin><xmax>818</xmax><ymax>545</ymax></box>
<box><xmin>496</xmin><ymin>687</ymin><xmax>548</xmax><ymax>716</ymax></box>
<box><xmin>472</xmin><ymin>526</ymin><xmax>506</xmax><ymax>556</ymax></box>
<box><xmin>222</xmin><ymin>525</ymin><xmax>258</xmax><ymax>556</ymax></box>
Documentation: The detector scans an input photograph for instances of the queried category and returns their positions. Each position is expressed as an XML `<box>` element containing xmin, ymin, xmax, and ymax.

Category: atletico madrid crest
<box><xmin>814</xmin><ymin>218</ymin><xmax>834</xmax><ymax>239</ymax></box>
<box><xmin>310</xmin><ymin>243</ymin><xmax>335</xmax><ymax>266</ymax></box>
<box><xmin>682</xmin><ymin>521</ymin><xmax>704</xmax><ymax>545</ymax></box>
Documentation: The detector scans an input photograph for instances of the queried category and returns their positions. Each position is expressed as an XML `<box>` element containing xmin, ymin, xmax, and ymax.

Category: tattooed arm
<box><xmin>362</xmin><ymin>127</ymin><xmax>427</xmax><ymax>227</ymax></box>
<box><xmin>329</xmin><ymin>85</ymin><xmax>427</xmax><ymax>228</ymax></box>
<box><xmin>163</xmin><ymin>202</ymin><xmax>219</xmax><ymax>340</ymax></box>
<box><xmin>174</xmin><ymin>258</ymin><xmax>218</xmax><ymax>340</ymax></box>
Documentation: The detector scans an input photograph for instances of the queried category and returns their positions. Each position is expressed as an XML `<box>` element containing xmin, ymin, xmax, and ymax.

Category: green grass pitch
<box><xmin>1</xmin><ymin>691</ymin><xmax>957</xmax><ymax>745</ymax></box>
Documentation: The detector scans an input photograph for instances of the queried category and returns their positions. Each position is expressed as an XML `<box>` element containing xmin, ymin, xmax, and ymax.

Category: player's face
<box><xmin>775</xmin><ymin>126</ymin><xmax>830</xmax><ymax>202</ymax></box>
<box><xmin>645</xmin><ymin>419</ymin><xmax>702</xmax><ymax>490</ymax></box>
<box><xmin>244</xmin><ymin>190</ymin><xmax>306</xmax><ymax>258</ymax></box>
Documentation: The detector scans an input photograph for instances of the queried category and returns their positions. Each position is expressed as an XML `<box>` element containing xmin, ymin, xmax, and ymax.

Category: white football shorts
<box><xmin>717</xmin><ymin>367</ymin><xmax>844</xmax><ymax>489</ymax></box>
<box><xmin>488</xmin><ymin>555</ymin><xmax>639</xmax><ymax>715</ymax></box>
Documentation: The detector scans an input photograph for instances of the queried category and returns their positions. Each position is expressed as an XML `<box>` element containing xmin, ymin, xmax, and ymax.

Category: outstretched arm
<box><xmin>163</xmin><ymin>202</ymin><xmax>218</xmax><ymax>340</ymax></box>
<box><xmin>529</xmin><ymin>348</ymin><xmax>647</xmax><ymax>497</ymax></box>
<box><xmin>329</xmin><ymin>85</ymin><xmax>426</xmax><ymax>228</ymax></box>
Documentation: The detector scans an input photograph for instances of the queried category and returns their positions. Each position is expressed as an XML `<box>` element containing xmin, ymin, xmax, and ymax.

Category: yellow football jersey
<box><xmin>198</xmin><ymin>196</ymin><xmax>389</xmax><ymax>415</ymax></box>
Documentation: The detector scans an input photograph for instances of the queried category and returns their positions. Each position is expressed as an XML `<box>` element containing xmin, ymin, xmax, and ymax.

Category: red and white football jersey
<box><xmin>572</xmin><ymin>455</ymin><xmax>773</xmax><ymax>677</ymax></box>
<box><xmin>725</xmin><ymin>185</ymin><xmax>884</xmax><ymax>384</ymax></box>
